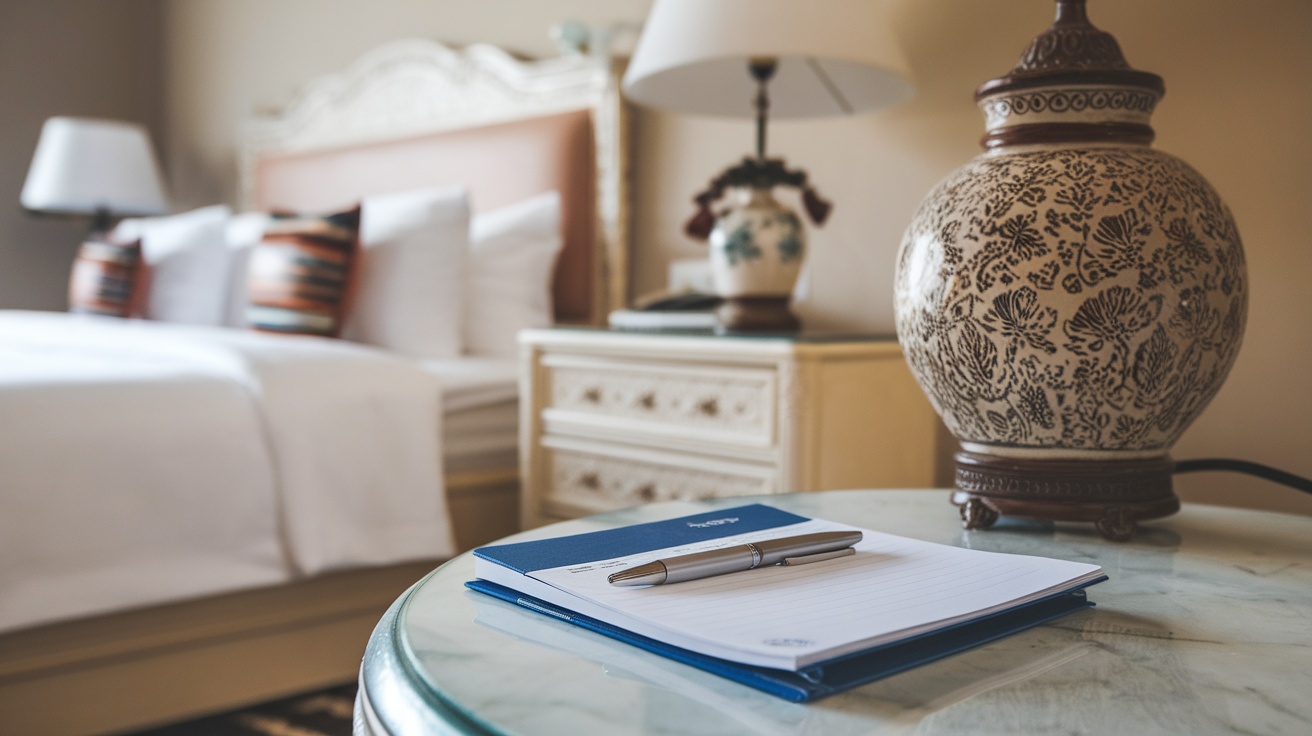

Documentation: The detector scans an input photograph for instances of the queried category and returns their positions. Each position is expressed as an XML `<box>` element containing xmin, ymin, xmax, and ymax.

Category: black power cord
<box><xmin>1174</xmin><ymin>458</ymin><xmax>1312</xmax><ymax>495</ymax></box>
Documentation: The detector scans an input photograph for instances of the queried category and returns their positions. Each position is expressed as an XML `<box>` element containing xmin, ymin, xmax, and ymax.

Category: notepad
<box><xmin>471</xmin><ymin>504</ymin><xmax>1105</xmax><ymax>676</ymax></box>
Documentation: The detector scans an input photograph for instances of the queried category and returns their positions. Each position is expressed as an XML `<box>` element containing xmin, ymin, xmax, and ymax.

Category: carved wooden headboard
<box><xmin>240</xmin><ymin>39</ymin><xmax>630</xmax><ymax>323</ymax></box>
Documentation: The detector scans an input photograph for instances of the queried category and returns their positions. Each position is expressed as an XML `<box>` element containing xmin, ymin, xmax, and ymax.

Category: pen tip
<box><xmin>607</xmin><ymin>562</ymin><xmax>667</xmax><ymax>586</ymax></box>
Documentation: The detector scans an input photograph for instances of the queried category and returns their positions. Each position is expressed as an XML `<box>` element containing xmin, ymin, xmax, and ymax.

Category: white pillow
<box><xmin>223</xmin><ymin>212</ymin><xmax>269</xmax><ymax>328</ymax></box>
<box><xmin>463</xmin><ymin>191</ymin><xmax>563</xmax><ymax>357</ymax></box>
<box><xmin>343</xmin><ymin>186</ymin><xmax>470</xmax><ymax>358</ymax></box>
<box><xmin>114</xmin><ymin>205</ymin><xmax>232</xmax><ymax>325</ymax></box>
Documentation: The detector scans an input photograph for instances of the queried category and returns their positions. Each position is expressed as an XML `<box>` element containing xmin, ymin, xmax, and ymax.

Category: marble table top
<box><xmin>357</xmin><ymin>490</ymin><xmax>1311</xmax><ymax>736</ymax></box>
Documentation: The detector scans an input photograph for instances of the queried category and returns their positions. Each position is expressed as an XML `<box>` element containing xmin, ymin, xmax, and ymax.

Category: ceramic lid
<box><xmin>973</xmin><ymin>0</ymin><xmax>1164</xmax><ymax>149</ymax></box>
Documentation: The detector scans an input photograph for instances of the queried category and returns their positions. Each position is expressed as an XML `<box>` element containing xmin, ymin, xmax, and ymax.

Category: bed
<box><xmin>0</xmin><ymin>39</ymin><xmax>630</xmax><ymax>736</ymax></box>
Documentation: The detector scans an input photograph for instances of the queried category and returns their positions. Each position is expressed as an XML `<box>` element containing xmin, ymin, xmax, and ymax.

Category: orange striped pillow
<box><xmin>68</xmin><ymin>235</ymin><xmax>149</xmax><ymax>317</ymax></box>
<box><xmin>246</xmin><ymin>207</ymin><xmax>361</xmax><ymax>337</ymax></box>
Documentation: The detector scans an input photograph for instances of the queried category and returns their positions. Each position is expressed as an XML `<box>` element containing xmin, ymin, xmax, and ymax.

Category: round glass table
<box><xmin>355</xmin><ymin>490</ymin><xmax>1311</xmax><ymax>735</ymax></box>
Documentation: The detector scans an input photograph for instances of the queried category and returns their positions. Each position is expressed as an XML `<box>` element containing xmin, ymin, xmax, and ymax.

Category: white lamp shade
<box><xmin>623</xmin><ymin>0</ymin><xmax>914</xmax><ymax>119</ymax></box>
<box><xmin>21</xmin><ymin>117</ymin><xmax>169</xmax><ymax>217</ymax></box>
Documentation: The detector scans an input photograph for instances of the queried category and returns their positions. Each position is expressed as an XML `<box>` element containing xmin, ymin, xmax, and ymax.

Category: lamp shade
<box><xmin>21</xmin><ymin>117</ymin><xmax>168</xmax><ymax>217</ymax></box>
<box><xmin>622</xmin><ymin>0</ymin><xmax>913</xmax><ymax>119</ymax></box>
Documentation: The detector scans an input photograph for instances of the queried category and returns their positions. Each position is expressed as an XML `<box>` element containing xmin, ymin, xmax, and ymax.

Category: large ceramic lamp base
<box><xmin>715</xmin><ymin>296</ymin><xmax>800</xmax><ymax>332</ymax></box>
<box><xmin>950</xmin><ymin>450</ymin><xmax>1179</xmax><ymax>541</ymax></box>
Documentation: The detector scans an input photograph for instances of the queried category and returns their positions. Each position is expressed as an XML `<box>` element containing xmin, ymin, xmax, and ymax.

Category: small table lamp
<box><xmin>623</xmin><ymin>0</ymin><xmax>913</xmax><ymax>331</ymax></box>
<box><xmin>22</xmin><ymin>117</ymin><xmax>169</xmax><ymax>229</ymax></box>
<box><xmin>21</xmin><ymin>117</ymin><xmax>169</xmax><ymax>315</ymax></box>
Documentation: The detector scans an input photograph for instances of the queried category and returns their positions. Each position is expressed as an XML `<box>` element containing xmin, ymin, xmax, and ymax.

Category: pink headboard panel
<box><xmin>252</xmin><ymin>109</ymin><xmax>597</xmax><ymax>323</ymax></box>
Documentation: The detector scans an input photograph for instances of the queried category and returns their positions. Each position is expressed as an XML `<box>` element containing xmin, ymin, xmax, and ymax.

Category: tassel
<box><xmin>802</xmin><ymin>187</ymin><xmax>833</xmax><ymax>226</ymax></box>
<box><xmin>685</xmin><ymin>205</ymin><xmax>716</xmax><ymax>241</ymax></box>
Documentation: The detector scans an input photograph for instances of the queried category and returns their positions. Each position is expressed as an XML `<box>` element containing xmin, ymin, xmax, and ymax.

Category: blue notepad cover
<box><xmin>473</xmin><ymin>504</ymin><xmax>809</xmax><ymax>573</ymax></box>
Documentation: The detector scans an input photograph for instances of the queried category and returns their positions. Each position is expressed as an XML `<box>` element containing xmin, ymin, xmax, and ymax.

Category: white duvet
<box><xmin>0</xmin><ymin>310</ymin><xmax>454</xmax><ymax>633</ymax></box>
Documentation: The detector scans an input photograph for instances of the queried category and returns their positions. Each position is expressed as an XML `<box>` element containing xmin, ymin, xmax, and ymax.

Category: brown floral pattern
<box><xmin>896</xmin><ymin>147</ymin><xmax>1246</xmax><ymax>452</ymax></box>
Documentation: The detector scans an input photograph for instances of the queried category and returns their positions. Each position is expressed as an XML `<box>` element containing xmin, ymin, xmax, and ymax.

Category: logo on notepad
<box><xmin>686</xmin><ymin>517</ymin><xmax>739</xmax><ymax>528</ymax></box>
<box><xmin>763</xmin><ymin>638</ymin><xmax>814</xmax><ymax>648</ymax></box>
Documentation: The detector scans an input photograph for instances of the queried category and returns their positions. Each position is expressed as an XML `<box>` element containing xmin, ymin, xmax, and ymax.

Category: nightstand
<box><xmin>518</xmin><ymin>328</ymin><xmax>940</xmax><ymax>527</ymax></box>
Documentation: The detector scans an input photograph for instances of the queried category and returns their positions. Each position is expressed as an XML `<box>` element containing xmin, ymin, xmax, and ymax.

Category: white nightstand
<box><xmin>518</xmin><ymin>328</ymin><xmax>941</xmax><ymax>527</ymax></box>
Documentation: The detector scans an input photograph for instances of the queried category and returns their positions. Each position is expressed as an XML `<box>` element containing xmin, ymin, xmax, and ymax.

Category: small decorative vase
<box><xmin>708</xmin><ymin>186</ymin><xmax>805</xmax><ymax>330</ymax></box>
<box><xmin>685</xmin><ymin>157</ymin><xmax>831</xmax><ymax>332</ymax></box>
<box><xmin>895</xmin><ymin>0</ymin><xmax>1247</xmax><ymax>540</ymax></box>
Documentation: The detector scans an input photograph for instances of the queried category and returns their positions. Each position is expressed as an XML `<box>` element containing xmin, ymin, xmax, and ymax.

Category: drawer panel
<box><xmin>543</xmin><ymin>442</ymin><xmax>774</xmax><ymax>516</ymax></box>
<box><xmin>543</xmin><ymin>355</ymin><xmax>775</xmax><ymax>445</ymax></box>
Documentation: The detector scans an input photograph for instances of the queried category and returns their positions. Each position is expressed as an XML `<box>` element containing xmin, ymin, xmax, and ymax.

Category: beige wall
<box><xmin>139</xmin><ymin>0</ymin><xmax>1312</xmax><ymax>515</ymax></box>
<box><xmin>0</xmin><ymin>0</ymin><xmax>164</xmax><ymax>311</ymax></box>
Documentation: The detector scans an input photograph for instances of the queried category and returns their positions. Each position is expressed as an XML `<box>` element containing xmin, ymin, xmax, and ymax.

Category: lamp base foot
<box><xmin>950</xmin><ymin>450</ymin><xmax>1179</xmax><ymax>541</ymax></box>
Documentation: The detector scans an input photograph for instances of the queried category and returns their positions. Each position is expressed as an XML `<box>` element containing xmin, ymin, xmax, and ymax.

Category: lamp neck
<box><xmin>749</xmin><ymin>58</ymin><xmax>778</xmax><ymax>160</ymax></box>
<box><xmin>89</xmin><ymin>208</ymin><xmax>113</xmax><ymax>236</ymax></box>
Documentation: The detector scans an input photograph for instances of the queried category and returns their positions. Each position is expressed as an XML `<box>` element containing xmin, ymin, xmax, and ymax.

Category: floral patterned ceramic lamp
<box><xmin>896</xmin><ymin>0</ymin><xmax>1247</xmax><ymax>540</ymax></box>
<box><xmin>623</xmin><ymin>0</ymin><xmax>913</xmax><ymax>331</ymax></box>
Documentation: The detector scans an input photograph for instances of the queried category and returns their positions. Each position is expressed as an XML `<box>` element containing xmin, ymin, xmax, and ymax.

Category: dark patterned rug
<box><xmin>129</xmin><ymin>682</ymin><xmax>356</xmax><ymax>736</ymax></box>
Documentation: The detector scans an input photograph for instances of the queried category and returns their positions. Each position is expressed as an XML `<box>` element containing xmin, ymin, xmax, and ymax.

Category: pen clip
<box><xmin>779</xmin><ymin>547</ymin><xmax>855</xmax><ymax>566</ymax></box>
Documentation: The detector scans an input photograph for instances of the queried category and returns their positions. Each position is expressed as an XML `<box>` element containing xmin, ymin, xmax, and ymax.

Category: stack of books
<box><xmin>607</xmin><ymin>291</ymin><xmax>722</xmax><ymax>330</ymax></box>
<box><xmin>607</xmin><ymin>309</ymin><xmax>717</xmax><ymax>330</ymax></box>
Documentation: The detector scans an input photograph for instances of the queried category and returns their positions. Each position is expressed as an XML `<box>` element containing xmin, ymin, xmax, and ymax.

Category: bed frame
<box><xmin>0</xmin><ymin>39</ymin><xmax>631</xmax><ymax>736</ymax></box>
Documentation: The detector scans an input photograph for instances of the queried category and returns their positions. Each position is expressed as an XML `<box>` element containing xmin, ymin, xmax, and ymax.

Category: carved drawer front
<box><xmin>543</xmin><ymin>355</ymin><xmax>775</xmax><ymax>445</ymax></box>
<box><xmin>544</xmin><ymin>444</ymin><xmax>774</xmax><ymax>516</ymax></box>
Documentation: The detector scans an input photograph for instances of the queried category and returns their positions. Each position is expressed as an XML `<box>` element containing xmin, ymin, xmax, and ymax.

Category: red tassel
<box><xmin>685</xmin><ymin>205</ymin><xmax>716</xmax><ymax>241</ymax></box>
<box><xmin>802</xmin><ymin>187</ymin><xmax>833</xmax><ymax>226</ymax></box>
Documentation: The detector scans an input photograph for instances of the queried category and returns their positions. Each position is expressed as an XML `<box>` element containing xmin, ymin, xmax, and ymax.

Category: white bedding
<box><xmin>424</xmin><ymin>356</ymin><xmax>520</xmax><ymax>473</ymax></box>
<box><xmin>442</xmin><ymin>401</ymin><xmax>520</xmax><ymax>473</ymax></box>
<box><xmin>0</xmin><ymin>310</ymin><xmax>456</xmax><ymax>634</ymax></box>
<box><xmin>423</xmin><ymin>356</ymin><xmax>519</xmax><ymax>413</ymax></box>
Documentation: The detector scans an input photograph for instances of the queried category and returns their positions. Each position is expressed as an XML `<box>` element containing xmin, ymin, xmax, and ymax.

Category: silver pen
<box><xmin>607</xmin><ymin>530</ymin><xmax>862</xmax><ymax>586</ymax></box>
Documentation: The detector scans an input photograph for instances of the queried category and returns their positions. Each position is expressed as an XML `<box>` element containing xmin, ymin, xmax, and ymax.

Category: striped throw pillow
<box><xmin>246</xmin><ymin>207</ymin><xmax>361</xmax><ymax>337</ymax></box>
<box><xmin>68</xmin><ymin>235</ymin><xmax>146</xmax><ymax>317</ymax></box>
